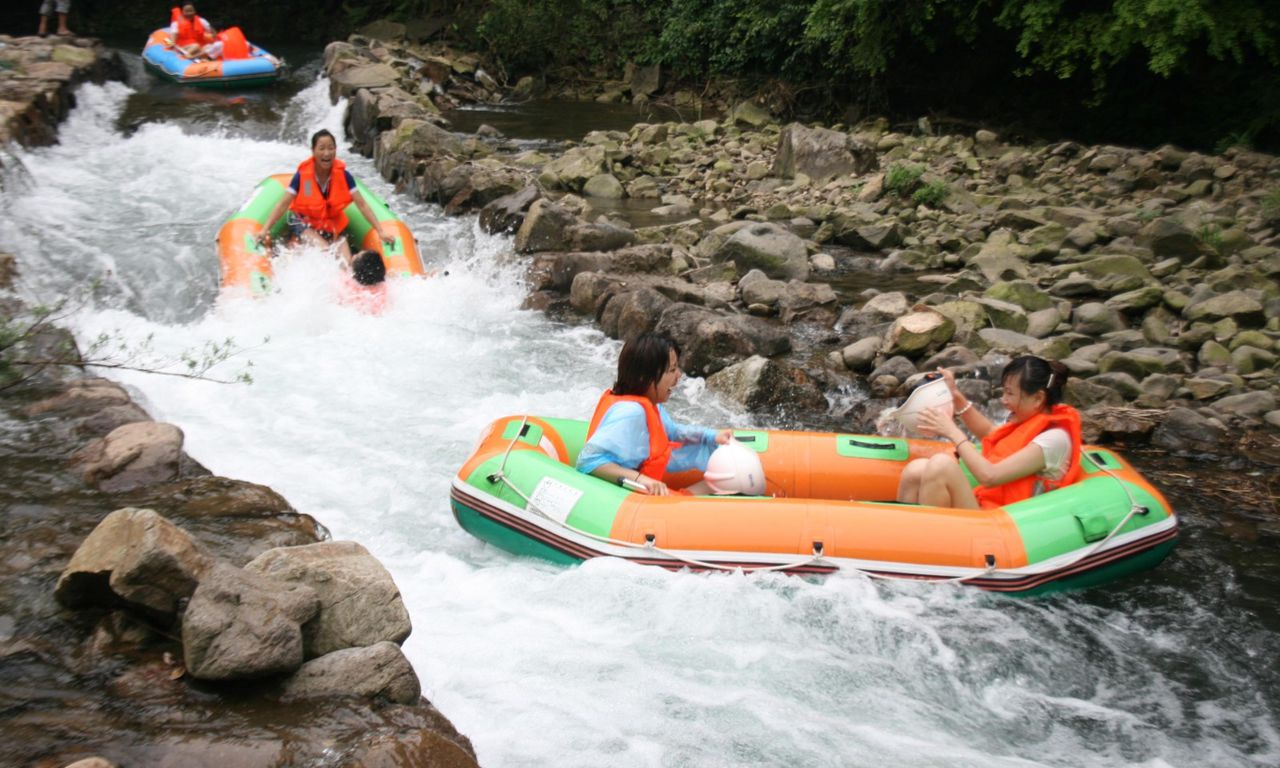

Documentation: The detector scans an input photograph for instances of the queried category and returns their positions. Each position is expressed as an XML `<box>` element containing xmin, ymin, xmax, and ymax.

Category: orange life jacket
<box><xmin>217</xmin><ymin>26</ymin><xmax>250</xmax><ymax>60</ymax></box>
<box><xmin>289</xmin><ymin>157</ymin><xmax>353</xmax><ymax>236</ymax></box>
<box><xmin>974</xmin><ymin>404</ymin><xmax>1084</xmax><ymax>508</ymax></box>
<box><xmin>171</xmin><ymin>7</ymin><xmax>213</xmax><ymax>47</ymax></box>
<box><xmin>586</xmin><ymin>390</ymin><xmax>677</xmax><ymax>481</ymax></box>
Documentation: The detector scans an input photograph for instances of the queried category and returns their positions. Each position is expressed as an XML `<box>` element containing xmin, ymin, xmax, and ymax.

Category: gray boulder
<box><xmin>882</xmin><ymin>309</ymin><xmax>956</xmax><ymax>357</ymax></box>
<box><xmin>600</xmin><ymin>287</ymin><xmax>672</xmax><ymax>342</ymax></box>
<box><xmin>539</xmin><ymin>146</ymin><xmax>608</xmax><ymax>190</ymax></box>
<box><xmin>1072</xmin><ymin>303</ymin><xmax>1128</xmax><ymax>335</ymax></box>
<box><xmin>1152</xmin><ymin>407</ymin><xmax>1227</xmax><ymax>454</ymax></box>
<box><xmin>713</xmin><ymin>223</ymin><xmax>810</xmax><ymax>281</ymax></box>
<box><xmin>1183</xmin><ymin>290</ymin><xmax>1265</xmax><ymax>326</ymax></box>
<box><xmin>772</xmin><ymin>123</ymin><xmax>876</xmax><ymax>182</ymax></box>
<box><xmin>514</xmin><ymin>200</ymin><xmax>577</xmax><ymax>253</ymax></box>
<box><xmin>841</xmin><ymin>336</ymin><xmax>882</xmax><ymax>373</ymax></box>
<box><xmin>566</xmin><ymin>220</ymin><xmax>637</xmax><ymax>252</ymax></box>
<box><xmin>655</xmin><ymin>303</ymin><xmax>790</xmax><ymax>377</ymax></box>
<box><xmin>281</xmin><ymin>641</ymin><xmax>420</xmax><ymax>705</ymax></box>
<box><xmin>246</xmin><ymin>541</ymin><xmax>412</xmax><ymax>659</ymax></box>
<box><xmin>479</xmin><ymin>185</ymin><xmax>540</xmax><ymax>235</ymax></box>
<box><xmin>74</xmin><ymin>421</ymin><xmax>184</xmax><ymax>492</ymax></box>
<box><xmin>706</xmin><ymin>355</ymin><xmax>828</xmax><ymax>412</ymax></box>
<box><xmin>1137</xmin><ymin>218</ymin><xmax>1211</xmax><ymax>259</ymax></box>
<box><xmin>1211</xmin><ymin>391</ymin><xmax>1277</xmax><ymax>420</ymax></box>
<box><xmin>182</xmin><ymin>563</ymin><xmax>320</xmax><ymax>681</ymax></box>
<box><xmin>55</xmin><ymin>508</ymin><xmax>210</xmax><ymax>619</ymax></box>
<box><xmin>329</xmin><ymin>63</ymin><xmax>400</xmax><ymax>100</ymax></box>
<box><xmin>583</xmin><ymin>173</ymin><xmax>625</xmax><ymax>199</ymax></box>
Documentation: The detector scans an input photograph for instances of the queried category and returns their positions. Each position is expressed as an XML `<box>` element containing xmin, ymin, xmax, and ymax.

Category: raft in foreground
<box><xmin>142</xmin><ymin>30</ymin><xmax>284</xmax><ymax>88</ymax></box>
<box><xmin>216</xmin><ymin>174</ymin><xmax>424</xmax><ymax>295</ymax></box>
<box><xmin>451</xmin><ymin>415</ymin><xmax>1177</xmax><ymax>595</ymax></box>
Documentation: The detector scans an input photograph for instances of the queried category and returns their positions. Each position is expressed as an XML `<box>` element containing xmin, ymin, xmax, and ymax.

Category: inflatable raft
<box><xmin>142</xmin><ymin>29</ymin><xmax>284</xmax><ymax>88</ymax></box>
<box><xmin>216</xmin><ymin>173</ymin><xmax>424</xmax><ymax>295</ymax></box>
<box><xmin>451</xmin><ymin>415</ymin><xmax>1178</xmax><ymax>594</ymax></box>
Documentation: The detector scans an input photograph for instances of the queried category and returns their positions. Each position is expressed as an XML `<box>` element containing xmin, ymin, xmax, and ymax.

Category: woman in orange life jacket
<box><xmin>256</xmin><ymin>129</ymin><xmax>395</xmax><ymax>267</ymax></box>
<box><xmin>576</xmin><ymin>333</ymin><xmax>733</xmax><ymax>496</ymax></box>
<box><xmin>896</xmin><ymin>355</ymin><xmax>1084</xmax><ymax>509</ymax></box>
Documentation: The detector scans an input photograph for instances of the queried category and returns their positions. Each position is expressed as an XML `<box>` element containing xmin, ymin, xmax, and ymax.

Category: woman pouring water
<box><xmin>896</xmin><ymin>355</ymin><xmax>1084</xmax><ymax>508</ymax></box>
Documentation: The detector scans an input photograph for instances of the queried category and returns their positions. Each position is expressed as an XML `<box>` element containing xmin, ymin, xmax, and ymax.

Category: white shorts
<box><xmin>40</xmin><ymin>0</ymin><xmax>71</xmax><ymax>15</ymax></box>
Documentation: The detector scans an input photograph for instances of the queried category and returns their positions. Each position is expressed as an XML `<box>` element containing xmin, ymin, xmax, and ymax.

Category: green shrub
<box><xmin>884</xmin><ymin>163</ymin><xmax>925</xmax><ymax>197</ymax></box>
<box><xmin>1197</xmin><ymin>224</ymin><xmax>1226</xmax><ymax>253</ymax></box>
<box><xmin>1263</xmin><ymin>189</ymin><xmax>1280</xmax><ymax>217</ymax></box>
<box><xmin>912</xmin><ymin>180</ymin><xmax>950</xmax><ymax>207</ymax></box>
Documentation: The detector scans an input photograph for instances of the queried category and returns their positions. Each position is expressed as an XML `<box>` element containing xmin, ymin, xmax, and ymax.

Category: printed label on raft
<box><xmin>530</xmin><ymin>477</ymin><xmax>582</xmax><ymax>524</ymax></box>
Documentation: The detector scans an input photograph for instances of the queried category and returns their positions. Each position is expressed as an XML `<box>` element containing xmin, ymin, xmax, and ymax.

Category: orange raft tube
<box><xmin>451</xmin><ymin>416</ymin><xmax>1178</xmax><ymax>595</ymax></box>
<box><xmin>216</xmin><ymin>173</ymin><xmax>424</xmax><ymax>296</ymax></box>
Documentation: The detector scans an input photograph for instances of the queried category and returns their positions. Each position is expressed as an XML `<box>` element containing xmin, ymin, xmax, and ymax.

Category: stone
<box><xmin>329</xmin><ymin>63</ymin><xmax>401</xmax><ymax>100</ymax></box>
<box><xmin>1183</xmin><ymin>377</ymin><xmax>1235</xmax><ymax>400</ymax></box>
<box><xmin>600</xmin><ymin>288</ymin><xmax>672</xmax><ymax>341</ymax></box>
<box><xmin>1197</xmin><ymin>340</ymin><xmax>1233</xmax><ymax>368</ymax></box>
<box><xmin>729</xmin><ymin>100</ymin><xmax>773</xmax><ymax>128</ymax></box>
<box><xmin>984</xmin><ymin>280</ymin><xmax>1053</xmax><ymax>312</ymax></box>
<box><xmin>539</xmin><ymin>145</ymin><xmax>608</xmax><ymax>191</ymax></box>
<box><xmin>1231</xmin><ymin>345</ymin><xmax>1278</xmax><ymax>374</ymax></box>
<box><xmin>1137</xmin><ymin>218</ymin><xmax>1210</xmax><ymax>259</ymax></box>
<box><xmin>1025</xmin><ymin>308</ymin><xmax>1063</xmax><ymax>339</ymax></box>
<box><xmin>55</xmin><ymin>508</ymin><xmax>210</xmax><ymax>619</ymax></box>
<box><xmin>71</xmin><ymin>422</ymin><xmax>184</xmax><ymax>493</ymax></box>
<box><xmin>969</xmin><ymin>230</ymin><xmax>1030</xmax><ymax>282</ymax></box>
<box><xmin>883</xmin><ymin>309</ymin><xmax>956</xmax><ymax>356</ymax></box>
<box><xmin>1091</xmin><ymin>372</ymin><xmax>1143</xmax><ymax>399</ymax></box>
<box><xmin>1152</xmin><ymin>407</ymin><xmax>1227</xmax><ymax>453</ymax></box>
<box><xmin>974</xmin><ymin>297</ymin><xmax>1029</xmax><ymax>333</ymax></box>
<box><xmin>182</xmin><ymin>563</ymin><xmax>320</xmax><ymax>681</ymax></box>
<box><xmin>1097</xmin><ymin>348</ymin><xmax>1184</xmax><ymax>377</ymax></box>
<box><xmin>705</xmin><ymin>355</ymin><xmax>828</xmax><ymax>412</ymax></box>
<box><xmin>1072</xmin><ymin>303</ymin><xmax>1128</xmax><ymax>335</ymax></box>
<box><xmin>24</xmin><ymin>378</ymin><xmax>131</xmax><ymax>418</ymax></box>
<box><xmin>977</xmin><ymin>328</ymin><xmax>1040</xmax><ymax>354</ymax></box>
<box><xmin>1212</xmin><ymin>391</ymin><xmax>1278</xmax><ymax>420</ymax></box>
<box><xmin>1064</xmin><ymin>378</ymin><xmax>1125</xmax><ymax>408</ymax></box>
<box><xmin>281</xmin><ymin>641</ymin><xmax>420</xmax><ymax>705</ymax></box>
<box><xmin>841</xmin><ymin>222</ymin><xmax>903</xmax><ymax>252</ymax></box>
<box><xmin>860</xmin><ymin>291</ymin><xmax>910</xmax><ymax>320</ymax></box>
<box><xmin>1050</xmin><ymin>254</ymin><xmax>1153</xmax><ymax>282</ymax></box>
<box><xmin>654</xmin><ymin>303</ymin><xmax>790</xmax><ymax>377</ymax></box>
<box><xmin>358</xmin><ymin>19</ymin><xmax>407</xmax><ymax>40</ymax></box>
<box><xmin>869</xmin><ymin>356</ymin><xmax>917</xmax><ymax>384</ymax></box>
<box><xmin>63</xmin><ymin>759</ymin><xmax>118</xmax><ymax>768</ymax></box>
<box><xmin>841</xmin><ymin>336</ymin><xmax>882</xmax><ymax>373</ymax></box>
<box><xmin>478</xmin><ymin>185</ymin><xmax>540</xmax><ymax>235</ymax></box>
<box><xmin>246</xmin><ymin>541</ymin><xmax>412</xmax><ymax>659</ymax></box>
<box><xmin>1183</xmin><ymin>291</ymin><xmax>1265</xmax><ymax>326</ymax></box>
<box><xmin>583</xmin><ymin>173</ymin><xmax>625</xmax><ymax>199</ymax></box>
<box><xmin>566</xmin><ymin>221</ymin><xmax>636</xmax><ymax>252</ymax></box>
<box><xmin>514</xmin><ymin>200</ymin><xmax>577</xmax><ymax>254</ymax></box>
<box><xmin>772</xmin><ymin>123</ymin><xmax>876</xmax><ymax>182</ymax></box>
<box><xmin>713</xmin><ymin>222</ymin><xmax>810</xmax><ymax>281</ymax></box>
<box><xmin>1105</xmin><ymin>285</ymin><xmax>1164</xmax><ymax>313</ymax></box>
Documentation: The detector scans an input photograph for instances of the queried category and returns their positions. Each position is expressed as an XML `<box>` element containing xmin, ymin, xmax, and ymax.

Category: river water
<box><xmin>1</xmin><ymin>52</ymin><xmax>1278</xmax><ymax>768</ymax></box>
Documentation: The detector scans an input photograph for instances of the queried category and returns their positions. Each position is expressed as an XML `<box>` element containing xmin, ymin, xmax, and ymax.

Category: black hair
<box><xmin>351</xmin><ymin>250</ymin><xmax>386</xmax><ymax>286</ymax></box>
<box><xmin>613</xmin><ymin>332</ymin><xmax>680</xmax><ymax>397</ymax></box>
<box><xmin>310</xmin><ymin>129</ymin><xmax>336</xmax><ymax>150</ymax></box>
<box><xmin>1001</xmin><ymin>355</ymin><xmax>1068</xmax><ymax>407</ymax></box>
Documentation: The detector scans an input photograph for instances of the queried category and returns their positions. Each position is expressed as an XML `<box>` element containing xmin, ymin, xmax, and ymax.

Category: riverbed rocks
<box><xmin>330</xmin><ymin>28</ymin><xmax>1280</xmax><ymax>458</ymax></box>
<box><xmin>0</xmin><ymin>35</ymin><xmax>123</xmax><ymax>147</ymax></box>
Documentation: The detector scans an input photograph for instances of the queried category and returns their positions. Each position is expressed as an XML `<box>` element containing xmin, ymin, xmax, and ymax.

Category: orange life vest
<box><xmin>974</xmin><ymin>404</ymin><xmax>1084</xmax><ymax>508</ymax></box>
<box><xmin>586</xmin><ymin>390</ymin><xmax>677</xmax><ymax>481</ymax></box>
<box><xmin>217</xmin><ymin>27</ymin><xmax>250</xmax><ymax>60</ymax></box>
<box><xmin>171</xmin><ymin>7</ymin><xmax>213</xmax><ymax>47</ymax></box>
<box><xmin>289</xmin><ymin>157</ymin><xmax>353</xmax><ymax>236</ymax></box>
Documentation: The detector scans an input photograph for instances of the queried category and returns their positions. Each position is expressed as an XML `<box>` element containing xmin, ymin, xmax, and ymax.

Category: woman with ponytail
<box><xmin>896</xmin><ymin>356</ymin><xmax>1084</xmax><ymax>509</ymax></box>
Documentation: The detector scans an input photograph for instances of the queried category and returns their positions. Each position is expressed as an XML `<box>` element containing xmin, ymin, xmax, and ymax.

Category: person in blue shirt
<box><xmin>577</xmin><ymin>333</ymin><xmax>732</xmax><ymax>496</ymax></box>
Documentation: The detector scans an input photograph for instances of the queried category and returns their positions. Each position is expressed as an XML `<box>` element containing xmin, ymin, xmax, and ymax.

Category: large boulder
<box><xmin>1151</xmin><ymin>407</ymin><xmax>1227</xmax><ymax>454</ymax></box>
<box><xmin>655</xmin><ymin>303</ymin><xmax>790</xmax><ymax>377</ymax></box>
<box><xmin>55</xmin><ymin>508</ymin><xmax>210</xmax><ymax>619</ymax></box>
<box><xmin>772</xmin><ymin>123</ymin><xmax>876</xmax><ymax>182</ymax></box>
<box><xmin>1183</xmin><ymin>290</ymin><xmax>1266</xmax><ymax>326</ymax></box>
<box><xmin>440</xmin><ymin>165</ymin><xmax>530</xmax><ymax>214</ymax></box>
<box><xmin>706</xmin><ymin>355</ymin><xmax>827</xmax><ymax>412</ymax></box>
<box><xmin>599</xmin><ymin>287</ymin><xmax>672</xmax><ymax>341</ymax></box>
<box><xmin>539</xmin><ymin>146</ymin><xmax>608</xmax><ymax>191</ymax></box>
<box><xmin>74</xmin><ymin>422</ymin><xmax>185</xmax><ymax>492</ymax></box>
<box><xmin>968</xmin><ymin>230</ymin><xmax>1030</xmax><ymax>282</ymax></box>
<box><xmin>713</xmin><ymin>223</ymin><xmax>810</xmax><ymax>281</ymax></box>
<box><xmin>1137</xmin><ymin>218</ymin><xmax>1212</xmax><ymax>259</ymax></box>
<box><xmin>882</xmin><ymin>309</ymin><xmax>956</xmax><ymax>357</ymax></box>
<box><xmin>514</xmin><ymin>199</ymin><xmax>578</xmax><ymax>254</ymax></box>
<box><xmin>182</xmin><ymin>563</ymin><xmax>320</xmax><ymax>681</ymax></box>
<box><xmin>281</xmin><ymin>641</ymin><xmax>420</xmax><ymax>705</ymax></box>
<box><xmin>478</xmin><ymin>184</ymin><xmax>540</xmax><ymax>235</ymax></box>
<box><xmin>374</xmin><ymin>119</ymin><xmax>465</xmax><ymax>181</ymax></box>
<box><xmin>566</xmin><ymin>220</ymin><xmax>637</xmax><ymax>252</ymax></box>
<box><xmin>329</xmin><ymin>63</ymin><xmax>401</xmax><ymax>100</ymax></box>
<box><xmin>246</xmin><ymin>541</ymin><xmax>412</xmax><ymax>658</ymax></box>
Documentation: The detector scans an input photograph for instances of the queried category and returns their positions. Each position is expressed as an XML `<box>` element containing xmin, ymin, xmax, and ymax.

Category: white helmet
<box><xmin>889</xmin><ymin>375</ymin><xmax>954</xmax><ymax>435</ymax></box>
<box><xmin>703</xmin><ymin>439</ymin><xmax>767</xmax><ymax>496</ymax></box>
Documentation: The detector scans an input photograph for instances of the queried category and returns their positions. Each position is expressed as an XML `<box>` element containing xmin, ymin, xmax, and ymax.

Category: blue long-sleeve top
<box><xmin>575</xmin><ymin>400</ymin><xmax>719</xmax><ymax>476</ymax></box>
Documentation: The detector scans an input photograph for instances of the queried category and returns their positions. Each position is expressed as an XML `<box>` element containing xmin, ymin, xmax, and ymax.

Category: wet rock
<box><xmin>655</xmin><ymin>303</ymin><xmax>790</xmax><ymax>377</ymax></box>
<box><xmin>1072</xmin><ymin>303</ymin><xmax>1128</xmax><ymax>335</ymax></box>
<box><xmin>713</xmin><ymin>222</ymin><xmax>810</xmax><ymax>281</ymax></box>
<box><xmin>1152</xmin><ymin>407</ymin><xmax>1227</xmax><ymax>454</ymax></box>
<box><xmin>1231</xmin><ymin>345</ymin><xmax>1278</xmax><ymax>374</ymax></box>
<box><xmin>984</xmin><ymin>280</ymin><xmax>1053</xmax><ymax>312</ymax></box>
<box><xmin>25</xmin><ymin>378</ymin><xmax>132</xmax><ymax>419</ymax></box>
<box><xmin>583</xmin><ymin>173</ymin><xmax>625</xmax><ymax>199</ymax></box>
<box><xmin>600</xmin><ymin>288</ymin><xmax>672</xmax><ymax>341</ymax></box>
<box><xmin>374</xmin><ymin>119</ymin><xmax>465</xmax><ymax>181</ymax></box>
<box><xmin>282</xmin><ymin>641</ymin><xmax>420</xmax><ymax>705</ymax></box>
<box><xmin>182</xmin><ymin>563</ymin><xmax>320</xmax><ymax>681</ymax></box>
<box><xmin>539</xmin><ymin>145</ymin><xmax>608</xmax><ymax>191</ymax></box>
<box><xmin>626</xmin><ymin>62</ymin><xmax>662</xmax><ymax>98</ymax></box>
<box><xmin>74</xmin><ymin>422</ymin><xmax>185</xmax><ymax>492</ymax></box>
<box><xmin>569</xmin><ymin>272</ymin><xmax>620</xmax><ymax>316</ymax></box>
<box><xmin>566</xmin><ymin>220</ymin><xmax>637</xmax><ymax>252</ymax></box>
<box><xmin>706</xmin><ymin>355</ymin><xmax>828</xmax><ymax>412</ymax></box>
<box><xmin>514</xmin><ymin>200</ymin><xmax>577</xmax><ymax>253</ymax></box>
<box><xmin>869</xmin><ymin>356</ymin><xmax>917</xmax><ymax>384</ymax></box>
<box><xmin>329</xmin><ymin>63</ymin><xmax>401</xmax><ymax>100</ymax></box>
<box><xmin>772</xmin><ymin>123</ymin><xmax>876</xmax><ymax>183</ymax></box>
<box><xmin>246</xmin><ymin>541</ymin><xmax>412</xmax><ymax>659</ymax></box>
<box><xmin>1183</xmin><ymin>290</ymin><xmax>1265</xmax><ymax>326</ymax></box>
<box><xmin>479</xmin><ymin>184</ymin><xmax>541</xmax><ymax>235</ymax></box>
<box><xmin>841</xmin><ymin>336</ymin><xmax>882</xmax><ymax>373</ymax></box>
<box><xmin>55</xmin><ymin>508</ymin><xmax>210</xmax><ymax>619</ymax></box>
<box><xmin>882</xmin><ymin>309</ymin><xmax>956</xmax><ymax>357</ymax></box>
<box><xmin>975</xmin><ymin>297</ymin><xmax>1030</xmax><ymax>333</ymax></box>
<box><xmin>1211</xmin><ymin>391</ymin><xmax>1278</xmax><ymax>420</ymax></box>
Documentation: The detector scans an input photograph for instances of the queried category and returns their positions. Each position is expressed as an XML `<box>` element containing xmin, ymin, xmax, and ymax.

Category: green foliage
<box><xmin>1215</xmin><ymin>129</ymin><xmax>1255</xmax><ymax>155</ymax></box>
<box><xmin>912</xmin><ymin>180</ymin><xmax>950</xmax><ymax>207</ymax></box>
<box><xmin>884</xmin><ymin>163</ymin><xmax>926</xmax><ymax>196</ymax></box>
<box><xmin>1196</xmin><ymin>223</ymin><xmax>1226</xmax><ymax>253</ymax></box>
<box><xmin>476</xmin><ymin>0</ymin><xmax>663</xmax><ymax>75</ymax></box>
<box><xmin>1263</xmin><ymin>188</ymin><xmax>1280</xmax><ymax>217</ymax></box>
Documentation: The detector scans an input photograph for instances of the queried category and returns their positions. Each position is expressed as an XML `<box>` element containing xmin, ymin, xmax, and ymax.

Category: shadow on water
<box><xmin>443</xmin><ymin>99</ymin><xmax>697</xmax><ymax>144</ymax></box>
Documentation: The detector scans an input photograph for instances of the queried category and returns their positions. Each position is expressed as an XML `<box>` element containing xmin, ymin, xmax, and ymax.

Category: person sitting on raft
<box><xmin>255</xmin><ymin>129</ymin><xmax>396</xmax><ymax>264</ymax></box>
<box><xmin>166</xmin><ymin>4</ymin><xmax>219</xmax><ymax>58</ymax></box>
<box><xmin>577</xmin><ymin>332</ymin><xmax>733</xmax><ymax>496</ymax></box>
<box><xmin>896</xmin><ymin>355</ymin><xmax>1083</xmax><ymax>509</ymax></box>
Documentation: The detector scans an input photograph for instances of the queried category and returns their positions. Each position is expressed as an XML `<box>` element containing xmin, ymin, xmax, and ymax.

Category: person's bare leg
<box><xmin>38</xmin><ymin>14</ymin><xmax>49</xmax><ymax>36</ymax></box>
<box><xmin>896</xmin><ymin>458</ymin><xmax>929</xmax><ymax>503</ymax></box>
<box><xmin>918</xmin><ymin>454</ymin><xmax>979</xmax><ymax>509</ymax></box>
<box><xmin>56</xmin><ymin>12</ymin><xmax>70</xmax><ymax>35</ymax></box>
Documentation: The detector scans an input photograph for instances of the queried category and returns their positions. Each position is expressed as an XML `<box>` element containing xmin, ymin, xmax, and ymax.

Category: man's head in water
<box><xmin>351</xmin><ymin>250</ymin><xmax>387</xmax><ymax>286</ymax></box>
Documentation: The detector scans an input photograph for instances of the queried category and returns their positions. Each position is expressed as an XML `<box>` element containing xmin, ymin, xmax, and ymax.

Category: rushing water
<box><xmin>2</xmin><ymin>59</ymin><xmax>1278</xmax><ymax>768</ymax></box>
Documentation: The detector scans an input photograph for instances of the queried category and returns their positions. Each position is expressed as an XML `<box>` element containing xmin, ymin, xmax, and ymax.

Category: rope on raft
<box><xmin>487</xmin><ymin>416</ymin><xmax>1152</xmax><ymax>583</ymax></box>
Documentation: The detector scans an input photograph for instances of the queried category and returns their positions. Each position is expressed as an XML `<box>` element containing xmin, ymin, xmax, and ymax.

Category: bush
<box><xmin>884</xmin><ymin>163</ymin><xmax>925</xmax><ymax>197</ymax></box>
<box><xmin>912</xmin><ymin>180</ymin><xmax>950</xmax><ymax>207</ymax></box>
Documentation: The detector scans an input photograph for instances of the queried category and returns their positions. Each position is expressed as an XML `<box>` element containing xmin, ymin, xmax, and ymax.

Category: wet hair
<box><xmin>310</xmin><ymin>129</ymin><xmax>336</xmax><ymax>150</ymax></box>
<box><xmin>351</xmin><ymin>250</ymin><xmax>386</xmax><ymax>286</ymax></box>
<box><xmin>613</xmin><ymin>333</ymin><xmax>680</xmax><ymax>397</ymax></box>
<box><xmin>1001</xmin><ymin>355</ymin><xmax>1068</xmax><ymax>407</ymax></box>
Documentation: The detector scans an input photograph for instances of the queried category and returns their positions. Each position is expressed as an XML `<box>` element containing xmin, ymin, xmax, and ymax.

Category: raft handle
<box><xmin>984</xmin><ymin>554</ymin><xmax>996</xmax><ymax>568</ymax></box>
<box><xmin>845</xmin><ymin>438</ymin><xmax>895</xmax><ymax>451</ymax></box>
<box><xmin>644</xmin><ymin>533</ymin><xmax>656</xmax><ymax>546</ymax></box>
<box><xmin>736</xmin><ymin>435</ymin><xmax>757</xmax><ymax>443</ymax></box>
<box><xmin>812</xmin><ymin>541</ymin><xmax>824</xmax><ymax>557</ymax></box>
<box><xmin>1135</xmin><ymin>506</ymin><xmax>1150</xmax><ymax>516</ymax></box>
<box><xmin>518</xmin><ymin>423</ymin><xmax>530</xmax><ymax>437</ymax></box>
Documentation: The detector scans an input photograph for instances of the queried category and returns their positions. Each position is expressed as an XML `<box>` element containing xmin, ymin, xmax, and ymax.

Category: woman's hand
<box><xmin>254</xmin><ymin>232</ymin><xmax>271</xmax><ymax>249</ymax></box>
<box><xmin>917</xmin><ymin>406</ymin><xmax>964</xmax><ymax>443</ymax></box>
<box><xmin>377</xmin><ymin>228</ymin><xmax>396</xmax><ymax>246</ymax></box>
<box><xmin>714</xmin><ymin>429</ymin><xmax>734</xmax><ymax>445</ymax></box>
<box><xmin>934</xmin><ymin>367</ymin><xmax>963</xmax><ymax>403</ymax></box>
<box><xmin>636</xmin><ymin>475</ymin><xmax>669</xmax><ymax>496</ymax></box>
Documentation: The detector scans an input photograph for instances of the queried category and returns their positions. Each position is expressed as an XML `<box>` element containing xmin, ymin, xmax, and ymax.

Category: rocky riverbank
<box><xmin>323</xmin><ymin>27</ymin><xmax>1280</xmax><ymax>465</ymax></box>
<box><xmin>0</xmin><ymin>34</ymin><xmax>121</xmax><ymax>147</ymax></box>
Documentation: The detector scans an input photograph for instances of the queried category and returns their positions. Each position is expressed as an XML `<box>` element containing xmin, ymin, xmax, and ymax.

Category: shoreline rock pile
<box><xmin>323</xmin><ymin>29</ymin><xmax>1280</xmax><ymax>463</ymax></box>
<box><xmin>0</xmin><ymin>34</ymin><xmax>122</xmax><ymax>147</ymax></box>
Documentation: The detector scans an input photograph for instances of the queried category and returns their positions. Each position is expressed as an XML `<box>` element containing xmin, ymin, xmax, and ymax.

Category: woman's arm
<box><xmin>352</xmin><ymin>190</ymin><xmax>395</xmax><ymax>245</ymax></box>
<box><xmin>255</xmin><ymin>192</ymin><xmax>295</xmax><ymax>247</ymax></box>
<box><xmin>927</xmin><ymin>413</ymin><xmax>1047</xmax><ymax>487</ymax></box>
<box><xmin>589</xmin><ymin>462</ymin><xmax>669</xmax><ymax>496</ymax></box>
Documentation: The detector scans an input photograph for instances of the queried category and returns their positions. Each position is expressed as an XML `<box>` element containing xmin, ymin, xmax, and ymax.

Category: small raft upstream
<box><xmin>452</xmin><ymin>415</ymin><xmax>1177</xmax><ymax>594</ymax></box>
<box><xmin>215</xmin><ymin>174</ymin><xmax>423</xmax><ymax>295</ymax></box>
<box><xmin>141</xmin><ymin>29</ymin><xmax>284</xmax><ymax>88</ymax></box>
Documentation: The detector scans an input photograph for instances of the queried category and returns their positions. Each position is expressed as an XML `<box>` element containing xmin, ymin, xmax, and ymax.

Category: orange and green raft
<box><xmin>452</xmin><ymin>415</ymin><xmax>1177</xmax><ymax>595</ymax></box>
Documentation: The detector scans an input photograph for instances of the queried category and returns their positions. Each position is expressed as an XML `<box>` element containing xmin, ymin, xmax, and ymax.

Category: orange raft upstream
<box><xmin>451</xmin><ymin>415</ymin><xmax>1178</xmax><ymax>595</ymax></box>
<box><xmin>216</xmin><ymin>174</ymin><xmax>424</xmax><ymax>296</ymax></box>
